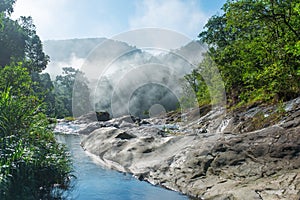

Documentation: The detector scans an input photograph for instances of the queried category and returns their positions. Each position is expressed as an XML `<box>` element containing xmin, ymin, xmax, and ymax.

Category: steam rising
<box><xmin>80</xmin><ymin>39</ymin><xmax>204</xmax><ymax>118</ymax></box>
<box><xmin>44</xmin><ymin>29</ymin><xmax>211</xmax><ymax>119</ymax></box>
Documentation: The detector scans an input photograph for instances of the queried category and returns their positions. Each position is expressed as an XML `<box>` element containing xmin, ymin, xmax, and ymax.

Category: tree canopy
<box><xmin>0</xmin><ymin>0</ymin><xmax>16</xmax><ymax>15</ymax></box>
<box><xmin>195</xmin><ymin>0</ymin><xmax>300</xmax><ymax>106</ymax></box>
<box><xmin>54</xmin><ymin>67</ymin><xmax>91</xmax><ymax>118</ymax></box>
<box><xmin>0</xmin><ymin>4</ymin><xmax>49</xmax><ymax>73</ymax></box>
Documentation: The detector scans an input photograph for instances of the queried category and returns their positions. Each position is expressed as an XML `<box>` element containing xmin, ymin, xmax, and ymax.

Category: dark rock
<box><xmin>142</xmin><ymin>149</ymin><xmax>153</xmax><ymax>154</ymax></box>
<box><xmin>137</xmin><ymin>173</ymin><xmax>146</xmax><ymax>181</ymax></box>
<box><xmin>199</xmin><ymin>128</ymin><xmax>207</xmax><ymax>134</ymax></box>
<box><xmin>142</xmin><ymin>137</ymin><xmax>155</xmax><ymax>143</ymax></box>
<box><xmin>248</xmin><ymin>144</ymin><xmax>269</xmax><ymax>157</ymax></box>
<box><xmin>96</xmin><ymin>111</ymin><xmax>110</xmax><ymax>121</ymax></box>
<box><xmin>157</xmin><ymin>130</ymin><xmax>167</xmax><ymax>137</ymax></box>
<box><xmin>131</xmin><ymin>115</ymin><xmax>141</xmax><ymax>124</ymax></box>
<box><xmin>115</xmin><ymin>132</ymin><xmax>136</xmax><ymax>140</ymax></box>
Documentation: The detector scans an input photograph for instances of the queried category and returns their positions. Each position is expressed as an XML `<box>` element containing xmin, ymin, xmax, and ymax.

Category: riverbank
<box><xmin>75</xmin><ymin>97</ymin><xmax>300</xmax><ymax>199</ymax></box>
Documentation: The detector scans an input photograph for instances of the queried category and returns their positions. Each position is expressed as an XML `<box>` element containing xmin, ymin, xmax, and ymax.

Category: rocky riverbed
<box><xmin>66</xmin><ymin>97</ymin><xmax>300</xmax><ymax>200</ymax></box>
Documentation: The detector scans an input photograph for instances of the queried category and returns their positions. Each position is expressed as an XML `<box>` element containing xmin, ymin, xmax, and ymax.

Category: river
<box><xmin>55</xmin><ymin>133</ymin><xmax>189</xmax><ymax>200</ymax></box>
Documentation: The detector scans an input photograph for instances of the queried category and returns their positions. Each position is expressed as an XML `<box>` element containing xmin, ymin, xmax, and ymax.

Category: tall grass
<box><xmin>0</xmin><ymin>86</ymin><xmax>73</xmax><ymax>199</ymax></box>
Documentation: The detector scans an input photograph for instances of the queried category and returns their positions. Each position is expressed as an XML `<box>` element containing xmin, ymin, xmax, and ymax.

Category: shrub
<box><xmin>0</xmin><ymin>65</ymin><xmax>73</xmax><ymax>199</ymax></box>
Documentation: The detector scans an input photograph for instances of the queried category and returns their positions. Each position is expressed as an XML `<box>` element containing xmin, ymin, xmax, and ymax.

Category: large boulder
<box><xmin>96</xmin><ymin>111</ymin><xmax>110</xmax><ymax>122</ymax></box>
<box><xmin>74</xmin><ymin>111</ymin><xmax>111</xmax><ymax>124</ymax></box>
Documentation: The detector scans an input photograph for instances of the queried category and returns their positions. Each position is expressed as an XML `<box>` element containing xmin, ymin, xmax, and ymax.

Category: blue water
<box><xmin>56</xmin><ymin>134</ymin><xmax>189</xmax><ymax>200</ymax></box>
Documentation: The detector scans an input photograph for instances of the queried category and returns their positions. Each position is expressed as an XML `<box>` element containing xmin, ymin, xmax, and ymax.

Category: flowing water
<box><xmin>55</xmin><ymin>133</ymin><xmax>189</xmax><ymax>200</ymax></box>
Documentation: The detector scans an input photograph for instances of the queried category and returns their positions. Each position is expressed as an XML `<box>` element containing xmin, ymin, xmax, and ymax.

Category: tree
<box><xmin>0</xmin><ymin>14</ymin><xmax>49</xmax><ymax>73</ymax></box>
<box><xmin>20</xmin><ymin>16</ymin><xmax>49</xmax><ymax>73</ymax></box>
<box><xmin>198</xmin><ymin>0</ymin><xmax>300</xmax><ymax>105</ymax></box>
<box><xmin>0</xmin><ymin>17</ymin><xmax>26</xmax><ymax>67</ymax></box>
<box><xmin>183</xmin><ymin>53</ymin><xmax>225</xmax><ymax>106</ymax></box>
<box><xmin>31</xmin><ymin>72</ymin><xmax>56</xmax><ymax>116</ymax></box>
<box><xmin>54</xmin><ymin>67</ymin><xmax>91</xmax><ymax>118</ymax></box>
<box><xmin>0</xmin><ymin>0</ymin><xmax>16</xmax><ymax>15</ymax></box>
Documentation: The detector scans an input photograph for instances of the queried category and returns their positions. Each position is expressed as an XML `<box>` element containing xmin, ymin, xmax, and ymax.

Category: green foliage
<box><xmin>0</xmin><ymin>65</ymin><xmax>56</xmax><ymax>117</ymax></box>
<box><xmin>31</xmin><ymin>72</ymin><xmax>56</xmax><ymax>117</ymax></box>
<box><xmin>0</xmin><ymin>63</ymin><xmax>33</xmax><ymax>96</ymax></box>
<box><xmin>54</xmin><ymin>67</ymin><xmax>91</xmax><ymax>118</ymax></box>
<box><xmin>0</xmin><ymin>65</ymin><xmax>73</xmax><ymax>199</ymax></box>
<box><xmin>197</xmin><ymin>0</ymin><xmax>300</xmax><ymax>107</ymax></box>
<box><xmin>0</xmin><ymin>12</ymin><xmax>49</xmax><ymax>73</ymax></box>
<box><xmin>183</xmin><ymin>53</ymin><xmax>225</xmax><ymax>107</ymax></box>
<box><xmin>19</xmin><ymin>16</ymin><xmax>49</xmax><ymax>73</ymax></box>
<box><xmin>0</xmin><ymin>17</ymin><xmax>25</xmax><ymax>67</ymax></box>
<box><xmin>0</xmin><ymin>2</ymin><xmax>73</xmax><ymax>199</ymax></box>
<box><xmin>0</xmin><ymin>0</ymin><xmax>16</xmax><ymax>15</ymax></box>
<box><xmin>183</xmin><ymin>69</ymin><xmax>210</xmax><ymax>107</ymax></box>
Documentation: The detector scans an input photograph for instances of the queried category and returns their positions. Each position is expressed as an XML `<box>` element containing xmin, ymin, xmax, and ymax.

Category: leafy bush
<box><xmin>1</xmin><ymin>2</ymin><xmax>73</xmax><ymax>198</ymax></box>
<box><xmin>0</xmin><ymin>65</ymin><xmax>73</xmax><ymax>199</ymax></box>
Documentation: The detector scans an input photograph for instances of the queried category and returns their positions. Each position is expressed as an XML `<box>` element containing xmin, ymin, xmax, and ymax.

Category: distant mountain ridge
<box><xmin>44</xmin><ymin>38</ymin><xmax>106</xmax><ymax>62</ymax></box>
<box><xmin>43</xmin><ymin>37</ymin><xmax>204</xmax><ymax>78</ymax></box>
<box><xmin>43</xmin><ymin>38</ymin><xmax>138</xmax><ymax>77</ymax></box>
<box><xmin>43</xmin><ymin>37</ymin><xmax>205</xmax><ymax>117</ymax></box>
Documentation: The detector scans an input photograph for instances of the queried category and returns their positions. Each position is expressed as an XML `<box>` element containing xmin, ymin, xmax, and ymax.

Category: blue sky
<box><xmin>12</xmin><ymin>0</ymin><xmax>226</xmax><ymax>41</ymax></box>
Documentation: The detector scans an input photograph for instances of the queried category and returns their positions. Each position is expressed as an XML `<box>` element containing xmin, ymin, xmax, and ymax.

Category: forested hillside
<box><xmin>188</xmin><ymin>0</ymin><xmax>300</xmax><ymax>107</ymax></box>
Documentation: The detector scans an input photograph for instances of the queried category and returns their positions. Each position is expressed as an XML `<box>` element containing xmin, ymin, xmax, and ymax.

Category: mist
<box><xmin>44</xmin><ymin>37</ymin><xmax>206</xmax><ymax>118</ymax></box>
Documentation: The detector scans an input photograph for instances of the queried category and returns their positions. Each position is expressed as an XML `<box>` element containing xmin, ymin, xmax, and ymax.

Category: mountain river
<box><xmin>55</xmin><ymin>125</ymin><xmax>189</xmax><ymax>200</ymax></box>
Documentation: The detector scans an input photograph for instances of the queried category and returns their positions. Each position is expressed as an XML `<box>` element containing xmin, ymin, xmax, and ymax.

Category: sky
<box><xmin>12</xmin><ymin>0</ymin><xmax>226</xmax><ymax>41</ymax></box>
